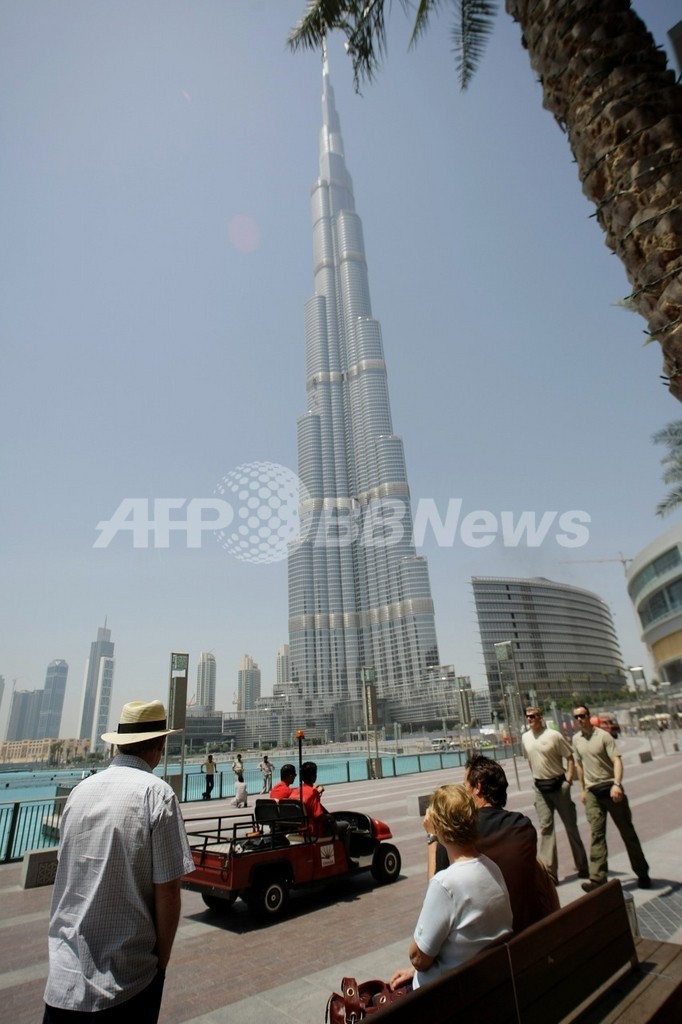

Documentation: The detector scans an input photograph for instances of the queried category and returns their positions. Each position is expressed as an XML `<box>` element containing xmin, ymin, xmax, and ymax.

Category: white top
<box><xmin>45</xmin><ymin>755</ymin><xmax>194</xmax><ymax>1011</ymax></box>
<box><xmin>413</xmin><ymin>854</ymin><xmax>512</xmax><ymax>989</ymax></box>
<box><xmin>233</xmin><ymin>780</ymin><xmax>248</xmax><ymax>806</ymax></box>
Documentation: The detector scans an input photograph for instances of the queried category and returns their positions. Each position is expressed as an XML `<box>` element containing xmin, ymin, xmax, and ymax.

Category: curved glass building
<box><xmin>473</xmin><ymin>576</ymin><xmax>627</xmax><ymax>719</ymax></box>
<box><xmin>627</xmin><ymin>523</ymin><xmax>682</xmax><ymax>684</ymax></box>
<box><xmin>287</xmin><ymin>57</ymin><xmax>440</xmax><ymax>737</ymax></box>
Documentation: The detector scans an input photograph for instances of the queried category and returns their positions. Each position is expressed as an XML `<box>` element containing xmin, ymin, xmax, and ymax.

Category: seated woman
<box><xmin>390</xmin><ymin>784</ymin><xmax>512</xmax><ymax>991</ymax></box>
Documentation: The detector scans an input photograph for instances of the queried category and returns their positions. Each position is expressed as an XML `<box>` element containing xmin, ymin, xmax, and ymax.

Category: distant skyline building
<box><xmin>78</xmin><ymin>623</ymin><xmax>115</xmax><ymax>752</ymax></box>
<box><xmin>37</xmin><ymin>659</ymin><xmax>68</xmax><ymax>739</ymax></box>
<box><xmin>473</xmin><ymin>576</ymin><xmax>627</xmax><ymax>722</ymax></box>
<box><xmin>6</xmin><ymin>688</ymin><xmax>43</xmax><ymax>742</ymax></box>
<box><xmin>276</xmin><ymin>644</ymin><xmax>290</xmax><ymax>687</ymax></box>
<box><xmin>287</xmin><ymin>55</ymin><xmax>440</xmax><ymax>738</ymax></box>
<box><xmin>237</xmin><ymin>654</ymin><xmax>261</xmax><ymax>711</ymax></box>
<box><xmin>196</xmin><ymin>651</ymin><xmax>217</xmax><ymax>712</ymax></box>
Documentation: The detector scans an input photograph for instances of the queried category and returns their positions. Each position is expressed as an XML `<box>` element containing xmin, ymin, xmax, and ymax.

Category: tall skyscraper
<box><xmin>287</xmin><ymin>55</ymin><xmax>440</xmax><ymax>735</ymax></box>
<box><xmin>78</xmin><ymin>623</ymin><xmax>115</xmax><ymax>752</ymax></box>
<box><xmin>6</xmin><ymin>688</ymin><xmax>44</xmax><ymax>741</ymax></box>
<box><xmin>196</xmin><ymin>651</ymin><xmax>217</xmax><ymax>711</ymax></box>
<box><xmin>237</xmin><ymin>654</ymin><xmax>261</xmax><ymax>711</ymax></box>
<box><xmin>37</xmin><ymin>659</ymin><xmax>69</xmax><ymax>739</ymax></box>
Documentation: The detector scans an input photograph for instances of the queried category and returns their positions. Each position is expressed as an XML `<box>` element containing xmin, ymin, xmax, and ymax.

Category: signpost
<box><xmin>164</xmin><ymin>652</ymin><xmax>189</xmax><ymax>797</ymax></box>
<box><xmin>362</xmin><ymin>667</ymin><xmax>381</xmax><ymax>779</ymax></box>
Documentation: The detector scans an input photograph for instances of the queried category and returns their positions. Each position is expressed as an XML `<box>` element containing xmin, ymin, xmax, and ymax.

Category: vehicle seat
<box><xmin>254</xmin><ymin>799</ymin><xmax>280</xmax><ymax>831</ymax></box>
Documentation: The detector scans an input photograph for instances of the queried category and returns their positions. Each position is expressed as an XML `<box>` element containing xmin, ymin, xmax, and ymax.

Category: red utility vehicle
<box><xmin>181</xmin><ymin>799</ymin><xmax>401</xmax><ymax>920</ymax></box>
<box><xmin>590</xmin><ymin>713</ymin><xmax>621</xmax><ymax>738</ymax></box>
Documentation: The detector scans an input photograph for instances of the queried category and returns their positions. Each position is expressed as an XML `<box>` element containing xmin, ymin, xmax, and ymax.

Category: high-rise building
<box><xmin>78</xmin><ymin>623</ymin><xmax>115</xmax><ymax>752</ymax></box>
<box><xmin>196</xmin><ymin>651</ymin><xmax>217</xmax><ymax>712</ymax></box>
<box><xmin>472</xmin><ymin>576</ymin><xmax>627</xmax><ymax>722</ymax></box>
<box><xmin>237</xmin><ymin>654</ymin><xmax>261</xmax><ymax>711</ymax></box>
<box><xmin>276</xmin><ymin>644</ymin><xmax>290</xmax><ymax>687</ymax></box>
<box><xmin>37</xmin><ymin>659</ymin><xmax>68</xmax><ymax>739</ymax></box>
<box><xmin>287</xmin><ymin>55</ymin><xmax>440</xmax><ymax>737</ymax></box>
<box><xmin>6</xmin><ymin>688</ymin><xmax>43</xmax><ymax>742</ymax></box>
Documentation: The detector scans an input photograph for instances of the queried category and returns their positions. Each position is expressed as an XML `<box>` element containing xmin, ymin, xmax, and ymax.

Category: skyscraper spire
<box><xmin>288</xmin><ymin>63</ymin><xmax>441</xmax><ymax>737</ymax></box>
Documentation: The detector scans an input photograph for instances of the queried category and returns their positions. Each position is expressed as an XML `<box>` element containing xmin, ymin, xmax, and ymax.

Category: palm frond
<box><xmin>656</xmin><ymin>486</ymin><xmax>682</xmax><ymax>517</ymax></box>
<box><xmin>289</xmin><ymin>0</ymin><xmax>497</xmax><ymax>92</ymax></box>
<box><xmin>662</xmin><ymin>464</ymin><xmax>682</xmax><ymax>486</ymax></box>
<box><xmin>652</xmin><ymin>419</ymin><xmax>682</xmax><ymax>446</ymax></box>
<box><xmin>450</xmin><ymin>0</ymin><xmax>499</xmax><ymax>91</ymax></box>
<box><xmin>288</xmin><ymin>0</ymin><xmax>390</xmax><ymax>91</ymax></box>
<box><xmin>407</xmin><ymin>1</ymin><xmax>442</xmax><ymax>48</ymax></box>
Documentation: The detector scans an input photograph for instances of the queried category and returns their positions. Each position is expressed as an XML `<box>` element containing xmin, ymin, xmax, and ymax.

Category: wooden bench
<box><xmin>370</xmin><ymin>881</ymin><xmax>682</xmax><ymax>1023</ymax></box>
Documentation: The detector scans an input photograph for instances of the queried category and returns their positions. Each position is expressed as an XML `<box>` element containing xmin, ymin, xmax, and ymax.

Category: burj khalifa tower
<box><xmin>287</xmin><ymin>54</ymin><xmax>443</xmax><ymax>737</ymax></box>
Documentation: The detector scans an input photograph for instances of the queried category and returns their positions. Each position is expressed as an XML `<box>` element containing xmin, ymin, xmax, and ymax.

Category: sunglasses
<box><xmin>574</xmin><ymin>713</ymin><xmax>589</xmax><ymax>720</ymax></box>
<box><xmin>526</xmin><ymin>714</ymin><xmax>539</xmax><ymax>720</ymax></box>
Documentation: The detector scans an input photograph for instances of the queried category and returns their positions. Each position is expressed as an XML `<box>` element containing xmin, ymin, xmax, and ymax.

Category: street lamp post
<box><xmin>494</xmin><ymin>641</ymin><xmax>521</xmax><ymax>790</ymax></box>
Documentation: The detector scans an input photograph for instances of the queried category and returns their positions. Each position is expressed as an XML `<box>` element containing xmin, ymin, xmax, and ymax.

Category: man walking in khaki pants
<box><xmin>572</xmin><ymin>703</ymin><xmax>650</xmax><ymax>892</ymax></box>
<box><xmin>522</xmin><ymin>706</ymin><xmax>589</xmax><ymax>884</ymax></box>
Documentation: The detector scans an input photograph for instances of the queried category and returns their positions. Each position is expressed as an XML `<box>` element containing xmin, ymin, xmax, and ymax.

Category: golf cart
<box><xmin>181</xmin><ymin>731</ymin><xmax>401</xmax><ymax>920</ymax></box>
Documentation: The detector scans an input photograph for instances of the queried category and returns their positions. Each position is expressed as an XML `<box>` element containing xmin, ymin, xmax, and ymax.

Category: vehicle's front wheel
<box><xmin>248</xmin><ymin>878</ymin><xmax>289</xmax><ymax>920</ymax></box>
<box><xmin>371</xmin><ymin>843</ymin><xmax>401</xmax><ymax>884</ymax></box>
<box><xmin>202</xmin><ymin>893</ymin><xmax>236</xmax><ymax>913</ymax></box>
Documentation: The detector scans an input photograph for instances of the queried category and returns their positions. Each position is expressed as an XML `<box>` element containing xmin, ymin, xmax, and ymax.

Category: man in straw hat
<box><xmin>43</xmin><ymin>700</ymin><xmax>194</xmax><ymax>1023</ymax></box>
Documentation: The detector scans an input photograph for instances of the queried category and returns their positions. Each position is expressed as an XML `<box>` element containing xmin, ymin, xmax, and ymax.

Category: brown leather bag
<box><xmin>325</xmin><ymin>976</ymin><xmax>412</xmax><ymax>1023</ymax></box>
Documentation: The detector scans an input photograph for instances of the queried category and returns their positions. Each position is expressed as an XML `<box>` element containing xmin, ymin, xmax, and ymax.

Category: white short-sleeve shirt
<box><xmin>413</xmin><ymin>854</ymin><xmax>512</xmax><ymax>988</ymax></box>
<box><xmin>45</xmin><ymin>754</ymin><xmax>194</xmax><ymax>1011</ymax></box>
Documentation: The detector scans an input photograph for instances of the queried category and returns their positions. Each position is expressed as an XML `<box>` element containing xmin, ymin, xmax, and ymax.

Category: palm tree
<box><xmin>653</xmin><ymin>419</ymin><xmax>682</xmax><ymax>515</ymax></box>
<box><xmin>289</xmin><ymin>1</ymin><xmax>682</xmax><ymax>400</ymax></box>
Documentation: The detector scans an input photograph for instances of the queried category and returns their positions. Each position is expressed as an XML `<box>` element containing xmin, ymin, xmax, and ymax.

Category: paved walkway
<box><xmin>2</xmin><ymin>735</ymin><xmax>680</xmax><ymax>1023</ymax></box>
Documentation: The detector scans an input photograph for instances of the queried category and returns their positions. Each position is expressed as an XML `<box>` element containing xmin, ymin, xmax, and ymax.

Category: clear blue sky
<box><xmin>1</xmin><ymin>1</ymin><xmax>679</xmax><ymax>739</ymax></box>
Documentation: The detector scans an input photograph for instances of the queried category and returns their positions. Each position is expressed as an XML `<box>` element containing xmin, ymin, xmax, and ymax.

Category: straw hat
<box><xmin>101</xmin><ymin>699</ymin><xmax>179</xmax><ymax>746</ymax></box>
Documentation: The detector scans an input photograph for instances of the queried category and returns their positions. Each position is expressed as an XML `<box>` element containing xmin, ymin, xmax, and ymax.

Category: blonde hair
<box><xmin>428</xmin><ymin>784</ymin><xmax>478</xmax><ymax>845</ymax></box>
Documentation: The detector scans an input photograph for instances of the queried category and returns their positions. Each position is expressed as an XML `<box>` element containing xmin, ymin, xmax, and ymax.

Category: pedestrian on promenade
<box><xmin>390</xmin><ymin>784</ymin><xmax>512</xmax><ymax>991</ymax></box>
<box><xmin>270</xmin><ymin>763</ymin><xmax>296</xmax><ymax>799</ymax></box>
<box><xmin>521</xmin><ymin>706</ymin><xmax>589</xmax><ymax>884</ymax></box>
<box><xmin>259</xmin><ymin>754</ymin><xmax>273</xmax><ymax>793</ymax></box>
<box><xmin>43</xmin><ymin>699</ymin><xmax>194</xmax><ymax>1023</ymax></box>
<box><xmin>572</xmin><ymin>703</ymin><xmax>650</xmax><ymax>892</ymax></box>
<box><xmin>231</xmin><ymin>752</ymin><xmax>243</xmax><ymax>776</ymax></box>
<box><xmin>201</xmin><ymin>753</ymin><xmax>217</xmax><ymax>800</ymax></box>
<box><xmin>430</xmin><ymin>754</ymin><xmax>559</xmax><ymax>933</ymax></box>
<box><xmin>233</xmin><ymin>773</ymin><xmax>248</xmax><ymax>808</ymax></box>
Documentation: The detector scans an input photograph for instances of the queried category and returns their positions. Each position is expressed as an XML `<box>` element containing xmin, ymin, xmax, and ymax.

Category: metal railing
<box><xmin>1</xmin><ymin>745</ymin><xmax>517</xmax><ymax>863</ymax></box>
<box><xmin>0</xmin><ymin>796</ymin><xmax>67</xmax><ymax>864</ymax></box>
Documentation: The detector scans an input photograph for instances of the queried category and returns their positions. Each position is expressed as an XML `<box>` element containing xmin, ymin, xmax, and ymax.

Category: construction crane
<box><xmin>559</xmin><ymin>552</ymin><xmax>632</xmax><ymax>577</ymax></box>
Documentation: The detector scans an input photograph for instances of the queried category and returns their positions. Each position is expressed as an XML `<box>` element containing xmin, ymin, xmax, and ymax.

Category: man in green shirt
<box><xmin>572</xmin><ymin>703</ymin><xmax>650</xmax><ymax>892</ymax></box>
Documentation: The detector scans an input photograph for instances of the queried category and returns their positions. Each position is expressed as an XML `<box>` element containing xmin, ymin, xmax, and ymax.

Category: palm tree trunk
<box><xmin>506</xmin><ymin>0</ymin><xmax>682</xmax><ymax>399</ymax></box>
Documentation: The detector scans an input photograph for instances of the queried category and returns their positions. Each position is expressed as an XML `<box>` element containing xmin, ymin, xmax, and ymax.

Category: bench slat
<box><xmin>507</xmin><ymin>880</ymin><xmax>636</xmax><ymax>1024</ymax></box>
<box><xmin>568</xmin><ymin>938</ymin><xmax>682</xmax><ymax>1023</ymax></box>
